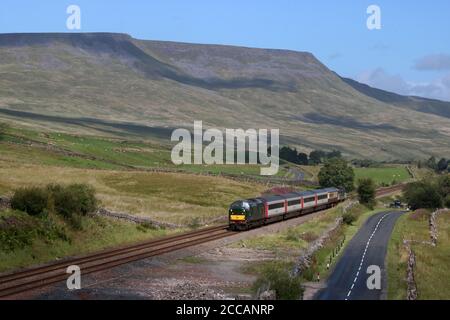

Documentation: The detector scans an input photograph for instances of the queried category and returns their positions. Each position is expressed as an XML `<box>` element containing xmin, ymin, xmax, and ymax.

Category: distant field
<box><xmin>354</xmin><ymin>166</ymin><xmax>411</xmax><ymax>186</ymax></box>
<box><xmin>0</xmin><ymin>126</ymin><xmax>287</xmax><ymax>177</ymax></box>
<box><xmin>387</xmin><ymin>210</ymin><xmax>450</xmax><ymax>299</ymax></box>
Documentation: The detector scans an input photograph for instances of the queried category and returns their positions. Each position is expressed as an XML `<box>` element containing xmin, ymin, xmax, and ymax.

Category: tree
<box><xmin>357</xmin><ymin>178</ymin><xmax>376</xmax><ymax>207</ymax></box>
<box><xmin>326</xmin><ymin>150</ymin><xmax>342</xmax><ymax>159</ymax></box>
<box><xmin>403</xmin><ymin>181</ymin><xmax>442</xmax><ymax>210</ymax></box>
<box><xmin>437</xmin><ymin>158</ymin><xmax>448</xmax><ymax>172</ymax></box>
<box><xmin>426</xmin><ymin>156</ymin><xmax>437</xmax><ymax>170</ymax></box>
<box><xmin>297</xmin><ymin>152</ymin><xmax>308</xmax><ymax>165</ymax></box>
<box><xmin>318</xmin><ymin>158</ymin><xmax>355</xmax><ymax>192</ymax></box>
<box><xmin>309</xmin><ymin>150</ymin><xmax>326</xmax><ymax>164</ymax></box>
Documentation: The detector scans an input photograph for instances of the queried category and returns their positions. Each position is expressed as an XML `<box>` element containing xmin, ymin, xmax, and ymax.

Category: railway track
<box><xmin>0</xmin><ymin>184</ymin><xmax>406</xmax><ymax>299</ymax></box>
<box><xmin>375</xmin><ymin>183</ymin><xmax>406</xmax><ymax>197</ymax></box>
<box><xmin>0</xmin><ymin>224</ymin><xmax>232</xmax><ymax>298</ymax></box>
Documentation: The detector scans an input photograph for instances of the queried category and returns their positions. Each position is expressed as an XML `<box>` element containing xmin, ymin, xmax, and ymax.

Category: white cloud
<box><xmin>414</xmin><ymin>54</ymin><xmax>450</xmax><ymax>71</ymax></box>
<box><xmin>355</xmin><ymin>68</ymin><xmax>450</xmax><ymax>102</ymax></box>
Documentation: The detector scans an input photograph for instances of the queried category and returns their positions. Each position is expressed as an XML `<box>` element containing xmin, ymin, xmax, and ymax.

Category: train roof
<box><xmin>244</xmin><ymin>187</ymin><xmax>341</xmax><ymax>204</ymax></box>
<box><xmin>258</xmin><ymin>194</ymin><xmax>286</xmax><ymax>202</ymax></box>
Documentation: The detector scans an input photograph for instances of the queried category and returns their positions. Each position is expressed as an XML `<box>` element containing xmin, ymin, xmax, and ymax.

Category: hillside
<box><xmin>1</xmin><ymin>32</ymin><xmax>450</xmax><ymax>160</ymax></box>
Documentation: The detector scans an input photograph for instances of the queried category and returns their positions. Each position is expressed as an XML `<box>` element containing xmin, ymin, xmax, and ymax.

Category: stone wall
<box><xmin>292</xmin><ymin>217</ymin><xmax>343</xmax><ymax>277</ymax></box>
<box><xmin>94</xmin><ymin>208</ymin><xmax>181</xmax><ymax>229</ymax></box>
<box><xmin>403</xmin><ymin>240</ymin><xmax>418</xmax><ymax>300</ymax></box>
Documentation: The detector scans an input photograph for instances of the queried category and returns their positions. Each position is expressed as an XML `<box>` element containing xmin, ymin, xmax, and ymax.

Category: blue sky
<box><xmin>1</xmin><ymin>0</ymin><xmax>450</xmax><ymax>100</ymax></box>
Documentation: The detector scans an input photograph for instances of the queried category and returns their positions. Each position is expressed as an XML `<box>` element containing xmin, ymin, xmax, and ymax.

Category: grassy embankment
<box><xmin>387</xmin><ymin>209</ymin><xmax>450</xmax><ymax>299</ymax></box>
<box><xmin>0</xmin><ymin>209</ymin><xmax>170</xmax><ymax>273</ymax></box>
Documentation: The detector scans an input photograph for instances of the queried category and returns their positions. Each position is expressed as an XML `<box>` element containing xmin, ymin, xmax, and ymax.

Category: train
<box><xmin>228</xmin><ymin>187</ymin><xmax>347</xmax><ymax>231</ymax></box>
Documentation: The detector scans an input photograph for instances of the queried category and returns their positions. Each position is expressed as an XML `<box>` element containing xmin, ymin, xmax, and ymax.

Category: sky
<box><xmin>1</xmin><ymin>0</ymin><xmax>450</xmax><ymax>101</ymax></box>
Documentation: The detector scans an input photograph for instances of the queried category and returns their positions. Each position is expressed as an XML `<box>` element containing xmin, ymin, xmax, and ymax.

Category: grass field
<box><xmin>0</xmin><ymin>163</ymin><xmax>266</xmax><ymax>225</ymax></box>
<box><xmin>354</xmin><ymin>166</ymin><xmax>411</xmax><ymax>186</ymax></box>
<box><xmin>0</xmin><ymin>126</ymin><xmax>287</xmax><ymax>177</ymax></box>
<box><xmin>387</xmin><ymin>210</ymin><xmax>450</xmax><ymax>299</ymax></box>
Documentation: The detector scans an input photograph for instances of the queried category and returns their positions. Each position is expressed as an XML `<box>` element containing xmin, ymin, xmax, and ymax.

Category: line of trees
<box><xmin>279</xmin><ymin>146</ymin><xmax>342</xmax><ymax>166</ymax></box>
<box><xmin>418</xmin><ymin>156</ymin><xmax>450</xmax><ymax>173</ymax></box>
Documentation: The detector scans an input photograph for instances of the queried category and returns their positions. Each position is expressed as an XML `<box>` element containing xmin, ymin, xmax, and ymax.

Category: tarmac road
<box><xmin>315</xmin><ymin>210</ymin><xmax>404</xmax><ymax>300</ymax></box>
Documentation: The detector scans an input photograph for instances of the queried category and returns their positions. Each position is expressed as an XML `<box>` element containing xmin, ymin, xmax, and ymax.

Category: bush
<box><xmin>11</xmin><ymin>187</ymin><xmax>49</xmax><ymax>216</ymax></box>
<box><xmin>0</xmin><ymin>211</ymin><xmax>69</xmax><ymax>252</ymax></box>
<box><xmin>11</xmin><ymin>184</ymin><xmax>97</xmax><ymax>219</ymax></box>
<box><xmin>49</xmin><ymin>184</ymin><xmax>97</xmax><ymax>218</ymax></box>
<box><xmin>253</xmin><ymin>264</ymin><xmax>303</xmax><ymax>300</ymax></box>
<box><xmin>342</xmin><ymin>212</ymin><xmax>356</xmax><ymax>225</ymax></box>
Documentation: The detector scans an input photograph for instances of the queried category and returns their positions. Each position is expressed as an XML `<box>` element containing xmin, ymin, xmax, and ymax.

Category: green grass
<box><xmin>1</xmin><ymin>126</ymin><xmax>288</xmax><ymax>177</ymax></box>
<box><xmin>387</xmin><ymin>210</ymin><xmax>450</xmax><ymax>299</ymax></box>
<box><xmin>0</xmin><ymin>209</ymin><xmax>171</xmax><ymax>273</ymax></box>
<box><xmin>355</xmin><ymin>166</ymin><xmax>411</xmax><ymax>186</ymax></box>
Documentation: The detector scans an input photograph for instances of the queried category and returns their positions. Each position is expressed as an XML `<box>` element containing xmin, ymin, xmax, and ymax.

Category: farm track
<box><xmin>0</xmin><ymin>184</ymin><xmax>406</xmax><ymax>298</ymax></box>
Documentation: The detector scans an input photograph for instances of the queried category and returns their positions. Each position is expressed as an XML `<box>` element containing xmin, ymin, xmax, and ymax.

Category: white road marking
<box><xmin>345</xmin><ymin>213</ymin><xmax>389</xmax><ymax>300</ymax></box>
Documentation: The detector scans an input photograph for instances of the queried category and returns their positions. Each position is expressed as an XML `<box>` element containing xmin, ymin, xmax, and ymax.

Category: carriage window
<box><xmin>304</xmin><ymin>197</ymin><xmax>315</xmax><ymax>203</ymax></box>
<box><xmin>268</xmin><ymin>203</ymin><xmax>284</xmax><ymax>210</ymax></box>
<box><xmin>288</xmin><ymin>199</ymin><xmax>301</xmax><ymax>206</ymax></box>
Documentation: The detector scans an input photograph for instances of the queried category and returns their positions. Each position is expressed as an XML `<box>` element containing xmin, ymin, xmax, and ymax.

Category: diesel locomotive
<box><xmin>228</xmin><ymin>187</ymin><xmax>346</xmax><ymax>231</ymax></box>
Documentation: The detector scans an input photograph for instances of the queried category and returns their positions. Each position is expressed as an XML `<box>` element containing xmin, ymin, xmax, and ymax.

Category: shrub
<box><xmin>0</xmin><ymin>214</ymin><xmax>35</xmax><ymax>251</ymax></box>
<box><xmin>50</xmin><ymin>184</ymin><xmax>97</xmax><ymax>218</ymax></box>
<box><xmin>342</xmin><ymin>212</ymin><xmax>356</xmax><ymax>225</ymax></box>
<box><xmin>253</xmin><ymin>264</ymin><xmax>303</xmax><ymax>300</ymax></box>
<box><xmin>11</xmin><ymin>187</ymin><xmax>49</xmax><ymax>216</ymax></box>
<box><xmin>0</xmin><ymin>211</ymin><xmax>69</xmax><ymax>252</ymax></box>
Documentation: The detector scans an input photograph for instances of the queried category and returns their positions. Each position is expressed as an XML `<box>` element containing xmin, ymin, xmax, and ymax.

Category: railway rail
<box><xmin>0</xmin><ymin>225</ymin><xmax>231</xmax><ymax>298</ymax></box>
<box><xmin>0</xmin><ymin>184</ymin><xmax>406</xmax><ymax>299</ymax></box>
